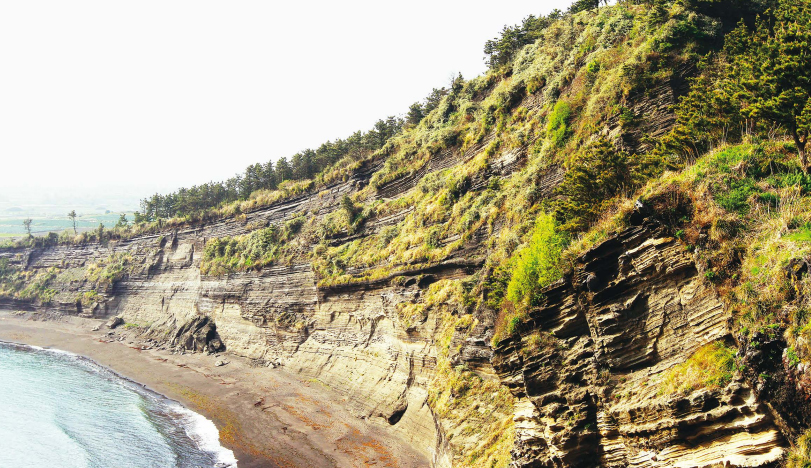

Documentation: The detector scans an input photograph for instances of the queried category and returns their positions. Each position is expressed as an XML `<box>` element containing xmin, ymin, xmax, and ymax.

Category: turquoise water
<box><xmin>0</xmin><ymin>342</ymin><xmax>237</xmax><ymax>468</ymax></box>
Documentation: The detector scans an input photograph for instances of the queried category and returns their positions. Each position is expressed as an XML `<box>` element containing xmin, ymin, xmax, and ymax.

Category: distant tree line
<box><xmin>135</xmin><ymin>76</ymin><xmax>467</xmax><ymax>224</ymax></box>
<box><xmin>135</xmin><ymin>117</ymin><xmax>405</xmax><ymax>222</ymax></box>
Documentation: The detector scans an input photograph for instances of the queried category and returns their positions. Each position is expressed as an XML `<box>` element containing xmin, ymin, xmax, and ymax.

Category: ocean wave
<box><xmin>0</xmin><ymin>340</ymin><xmax>238</xmax><ymax>468</ymax></box>
<box><xmin>169</xmin><ymin>402</ymin><xmax>238</xmax><ymax>468</ymax></box>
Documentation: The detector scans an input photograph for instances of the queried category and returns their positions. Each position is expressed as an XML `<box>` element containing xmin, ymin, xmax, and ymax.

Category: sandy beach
<box><xmin>0</xmin><ymin>311</ymin><xmax>429</xmax><ymax>468</ymax></box>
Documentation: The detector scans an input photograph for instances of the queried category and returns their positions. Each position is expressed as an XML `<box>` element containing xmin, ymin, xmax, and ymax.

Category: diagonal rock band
<box><xmin>493</xmin><ymin>220</ymin><xmax>785</xmax><ymax>468</ymax></box>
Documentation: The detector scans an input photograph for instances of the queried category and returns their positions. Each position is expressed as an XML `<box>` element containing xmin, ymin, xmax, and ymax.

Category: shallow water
<box><xmin>0</xmin><ymin>341</ymin><xmax>237</xmax><ymax>468</ymax></box>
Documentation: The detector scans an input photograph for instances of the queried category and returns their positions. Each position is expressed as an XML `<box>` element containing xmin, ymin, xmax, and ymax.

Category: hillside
<box><xmin>3</xmin><ymin>0</ymin><xmax>811</xmax><ymax>466</ymax></box>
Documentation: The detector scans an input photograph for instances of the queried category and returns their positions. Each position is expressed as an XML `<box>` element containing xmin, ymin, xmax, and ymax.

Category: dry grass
<box><xmin>659</xmin><ymin>341</ymin><xmax>735</xmax><ymax>396</ymax></box>
<box><xmin>419</xmin><ymin>280</ymin><xmax>516</xmax><ymax>468</ymax></box>
<box><xmin>787</xmin><ymin>428</ymin><xmax>811</xmax><ymax>468</ymax></box>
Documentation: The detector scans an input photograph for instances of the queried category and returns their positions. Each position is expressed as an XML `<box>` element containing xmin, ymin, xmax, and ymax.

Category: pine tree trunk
<box><xmin>793</xmin><ymin>130</ymin><xmax>808</xmax><ymax>173</ymax></box>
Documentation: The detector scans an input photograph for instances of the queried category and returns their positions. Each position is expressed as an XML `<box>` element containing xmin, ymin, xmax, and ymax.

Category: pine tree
<box><xmin>731</xmin><ymin>0</ymin><xmax>811</xmax><ymax>170</ymax></box>
<box><xmin>568</xmin><ymin>0</ymin><xmax>600</xmax><ymax>14</ymax></box>
<box><xmin>275</xmin><ymin>157</ymin><xmax>292</xmax><ymax>185</ymax></box>
<box><xmin>262</xmin><ymin>161</ymin><xmax>276</xmax><ymax>190</ymax></box>
<box><xmin>659</xmin><ymin>57</ymin><xmax>746</xmax><ymax>161</ymax></box>
<box><xmin>406</xmin><ymin>102</ymin><xmax>425</xmax><ymax>127</ymax></box>
<box><xmin>555</xmin><ymin>138</ymin><xmax>636</xmax><ymax>232</ymax></box>
<box><xmin>23</xmin><ymin>218</ymin><xmax>32</xmax><ymax>238</ymax></box>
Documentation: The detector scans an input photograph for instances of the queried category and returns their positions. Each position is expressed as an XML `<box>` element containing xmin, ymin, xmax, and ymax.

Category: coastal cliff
<box><xmin>3</xmin><ymin>1</ymin><xmax>811</xmax><ymax>466</ymax></box>
<box><xmin>492</xmin><ymin>220</ymin><xmax>783</xmax><ymax>467</ymax></box>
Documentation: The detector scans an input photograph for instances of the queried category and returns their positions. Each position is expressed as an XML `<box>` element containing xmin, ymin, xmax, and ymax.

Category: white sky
<box><xmin>0</xmin><ymin>0</ymin><xmax>572</xmax><ymax>201</ymax></box>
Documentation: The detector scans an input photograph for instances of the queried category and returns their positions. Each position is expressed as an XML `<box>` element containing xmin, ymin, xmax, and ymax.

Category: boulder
<box><xmin>106</xmin><ymin>316</ymin><xmax>124</xmax><ymax>329</ymax></box>
<box><xmin>171</xmin><ymin>316</ymin><xmax>226</xmax><ymax>354</ymax></box>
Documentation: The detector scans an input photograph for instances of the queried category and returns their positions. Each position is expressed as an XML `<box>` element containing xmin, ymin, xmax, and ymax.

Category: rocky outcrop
<box><xmin>493</xmin><ymin>218</ymin><xmax>787</xmax><ymax>467</ymax></box>
<box><xmin>171</xmin><ymin>315</ymin><xmax>225</xmax><ymax>353</ymax></box>
<box><xmin>106</xmin><ymin>316</ymin><xmax>124</xmax><ymax>329</ymax></box>
<box><xmin>2</xmin><ymin>175</ymin><xmax>801</xmax><ymax>468</ymax></box>
<box><xmin>2</xmin><ymin>153</ymin><xmax>499</xmax><ymax>467</ymax></box>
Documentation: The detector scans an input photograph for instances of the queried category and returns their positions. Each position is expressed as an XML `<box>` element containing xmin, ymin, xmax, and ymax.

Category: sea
<box><xmin>0</xmin><ymin>341</ymin><xmax>237</xmax><ymax>468</ymax></box>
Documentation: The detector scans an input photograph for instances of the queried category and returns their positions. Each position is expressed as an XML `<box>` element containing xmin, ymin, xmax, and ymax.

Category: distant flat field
<box><xmin>0</xmin><ymin>213</ymin><xmax>133</xmax><ymax>236</ymax></box>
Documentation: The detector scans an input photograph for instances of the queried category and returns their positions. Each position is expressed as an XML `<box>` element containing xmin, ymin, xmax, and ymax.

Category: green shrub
<box><xmin>425</xmin><ymin>226</ymin><xmax>442</xmax><ymax>249</ymax></box>
<box><xmin>619</xmin><ymin>107</ymin><xmax>635</xmax><ymax>127</ymax></box>
<box><xmin>778</xmin><ymin>172</ymin><xmax>811</xmax><ymax>194</ymax></box>
<box><xmin>555</xmin><ymin>138</ymin><xmax>636</xmax><ymax>232</ymax></box>
<box><xmin>586</xmin><ymin>59</ymin><xmax>601</xmax><ymax>81</ymax></box>
<box><xmin>547</xmin><ymin>101</ymin><xmax>572</xmax><ymax>148</ymax></box>
<box><xmin>787</xmin><ymin>346</ymin><xmax>800</xmax><ymax>367</ymax></box>
<box><xmin>77</xmin><ymin>290</ymin><xmax>100</xmax><ymax>307</ymax></box>
<box><xmin>506</xmin><ymin>316</ymin><xmax>522</xmax><ymax>335</ymax></box>
<box><xmin>505</xmin><ymin>213</ymin><xmax>567</xmax><ymax>309</ymax></box>
<box><xmin>341</xmin><ymin>195</ymin><xmax>357</xmax><ymax>221</ymax></box>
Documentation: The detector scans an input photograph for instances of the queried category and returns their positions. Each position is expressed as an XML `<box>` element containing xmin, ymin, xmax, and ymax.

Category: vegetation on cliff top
<box><xmin>495</xmin><ymin>0</ymin><xmax>811</xmax><ymax>339</ymax></box>
<box><xmin>5</xmin><ymin>0</ymin><xmax>811</xmax><ymax>463</ymax></box>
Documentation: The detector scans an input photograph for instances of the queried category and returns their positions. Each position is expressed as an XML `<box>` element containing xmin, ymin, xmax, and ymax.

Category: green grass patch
<box><xmin>547</xmin><ymin>101</ymin><xmax>572</xmax><ymax>148</ymax></box>
<box><xmin>659</xmin><ymin>341</ymin><xmax>735</xmax><ymax>395</ymax></box>
<box><xmin>713</xmin><ymin>177</ymin><xmax>759</xmax><ymax>215</ymax></box>
<box><xmin>786</xmin><ymin>224</ymin><xmax>811</xmax><ymax>243</ymax></box>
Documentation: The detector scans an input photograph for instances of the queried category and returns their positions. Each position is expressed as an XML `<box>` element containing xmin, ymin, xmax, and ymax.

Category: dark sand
<box><xmin>0</xmin><ymin>311</ymin><xmax>429</xmax><ymax>468</ymax></box>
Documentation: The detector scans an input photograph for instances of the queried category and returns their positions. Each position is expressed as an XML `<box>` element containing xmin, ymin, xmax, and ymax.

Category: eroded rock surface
<box><xmin>493</xmin><ymin>220</ymin><xmax>787</xmax><ymax>468</ymax></box>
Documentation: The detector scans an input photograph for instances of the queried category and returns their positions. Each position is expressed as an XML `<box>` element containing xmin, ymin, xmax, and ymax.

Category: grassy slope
<box><xmin>0</xmin><ymin>3</ymin><xmax>730</xmax><ymax>466</ymax></box>
<box><xmin>559</xmin><ymin>137</ymin><xmax>811</xmax><ymax>400</ymax></box>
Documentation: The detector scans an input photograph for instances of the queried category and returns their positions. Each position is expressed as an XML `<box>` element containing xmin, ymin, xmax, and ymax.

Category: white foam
<box><xmin>14</xmin><ymin>343</ymin><xmax>75</xmax><ymax>357</ymax></box>
<box><xmin>1</xmin><ymin>341</ymin><xmax>239</xmax><ymax>467</ymax></box>
<box><xmin>171</xmin><ymin>402</ymin><xmax>239</xmax><ymax>467</ymax></box>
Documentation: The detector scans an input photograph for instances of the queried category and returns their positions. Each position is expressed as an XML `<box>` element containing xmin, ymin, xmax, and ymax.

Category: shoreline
<box><xmin>0</xmin><ymin>311</ymin><xmax>429</xmax><ymax>468</ymax></box>
<box><xmin>0</xmin><ymin>339</ymin><xmax>238</xmax><ymax>467</ymax></box>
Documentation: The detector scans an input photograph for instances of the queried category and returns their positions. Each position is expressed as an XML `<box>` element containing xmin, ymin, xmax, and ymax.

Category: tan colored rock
<box><xmin>493</xmin><ymin>223</ymin><xmax>788</xmax><ymax>468</ymax></box>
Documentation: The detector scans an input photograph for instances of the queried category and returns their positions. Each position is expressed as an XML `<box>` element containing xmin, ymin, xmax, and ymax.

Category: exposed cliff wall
<box><xmin>3</xmin><ymin>3</ymin><xmax>803</xmax><ymax>467</ymax></box>
<box><xmin>492</xmin><ymin>216</ymin><xmax>786</xmax><ymax>467</ymax></box>
<box><xmin>0</xmin><ymin>147</ymin><xmax>495</xmax><ymax>465</ymax></box>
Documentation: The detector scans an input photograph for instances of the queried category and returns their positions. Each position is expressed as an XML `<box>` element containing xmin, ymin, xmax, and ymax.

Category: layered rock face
<box><xmin>3</xmin><ymin>172</ymin><xmax>806</xmax><ymax>468</ymax></box>
<box><xmin>0</xmin><ymin>12</ymin><xmax>800</xmax><ymax>463</ymax></box>
<box><xmin>0</xmin><ymin>152</ymin><xmax>492</xmax><ymax>466</ymax></box>
<box><xmin>492</xmin><ymin>219</ymin><xmax>787</xmax><ymax>467</ymax></box>
<box><xmin>4</xmin><ymin>195</ymin><xmax>796</xmax><ymax>467</ymax></box>
<box><xmin>0</xmin><ymin>166</ymin><xmax>799</xmax><ymax>467</ymax></box>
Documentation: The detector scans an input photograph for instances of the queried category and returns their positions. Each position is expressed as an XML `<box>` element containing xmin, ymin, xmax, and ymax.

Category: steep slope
<box><xmin>493</xmin><ymin>214</ymin><xmax>783</xmax><ymax>467</ymax></box>
<box><xmin>2</xmin><ymin>2</ymin><xmax>806</xmax><ymax>467</ymax></box>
